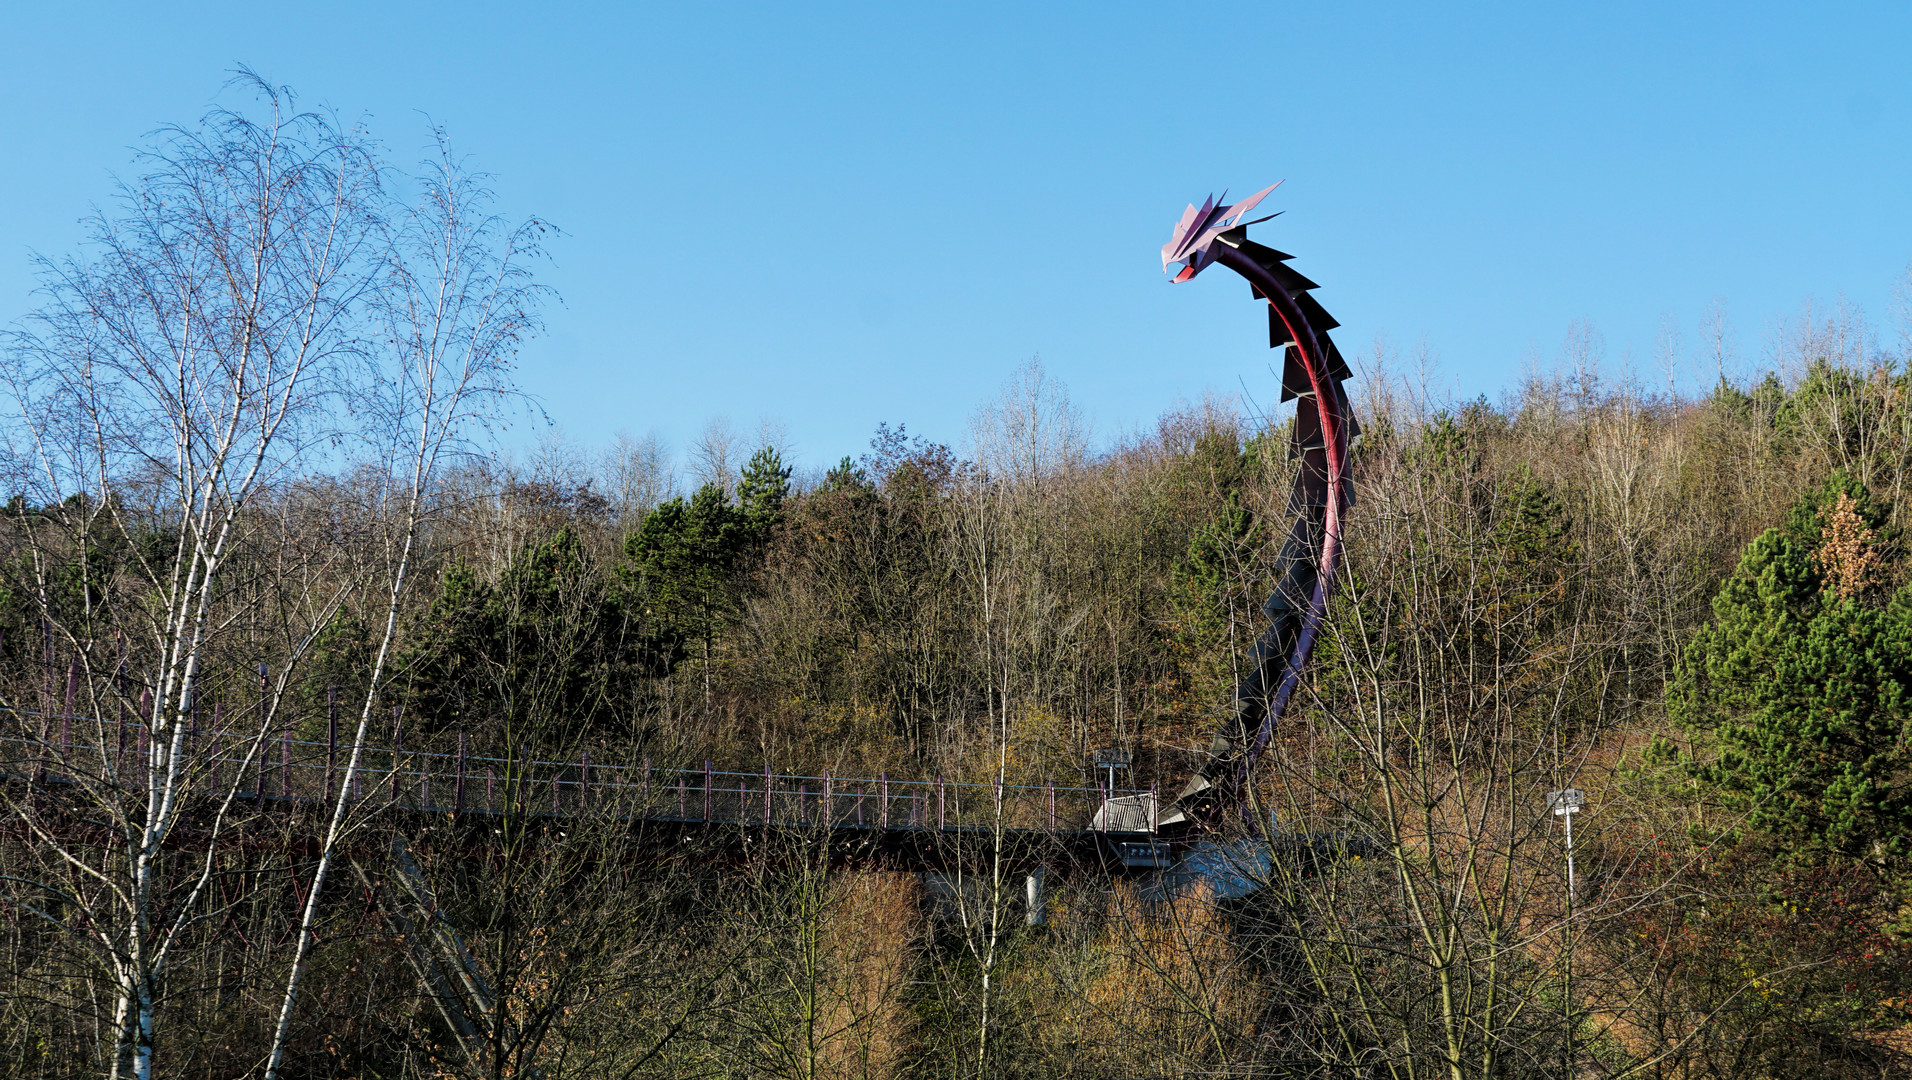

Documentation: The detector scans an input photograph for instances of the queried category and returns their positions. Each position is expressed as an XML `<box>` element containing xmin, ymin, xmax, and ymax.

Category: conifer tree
<box><xmin>1668</xmin><ymin>472</ymin><xmax>1912</xmax><ymax>874</ymax></box>
<box><xmin>737</xmin><ymin>445</ymin><xmax>793</xmax><ymax>544</ymax></box>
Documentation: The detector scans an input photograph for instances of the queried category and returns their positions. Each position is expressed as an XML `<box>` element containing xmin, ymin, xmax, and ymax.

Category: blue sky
<box><xmin>3</xmin><ymin>2</ymin><xmax>1908</xmax><ymax>471</ymax></box>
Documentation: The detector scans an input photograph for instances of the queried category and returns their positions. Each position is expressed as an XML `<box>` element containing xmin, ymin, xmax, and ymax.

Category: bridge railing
<box><xmin>1</xmin><ymin>710</ymin><xmax>1152</xmax><ymax>834</ymax></box>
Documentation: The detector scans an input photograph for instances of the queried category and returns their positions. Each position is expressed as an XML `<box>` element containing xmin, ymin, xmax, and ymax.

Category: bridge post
<box><xmin>62</xmin><ymin>660</ymin><xmax>77</xmax><ymax>780</ymax></box>
<box><xmin>455</xmin><ymin>731</ymin><xmax>467</xmax><ymax>821</ymax></box>
<box><xmin>823</xmin><ymin>768</ymin><xmax>832</xmax><ymax>826</ymax></box>
<box><xmin>1047</xmin><ymin>780</ymin><xmax>1055</xmax><ymax>832</ymax></box>
<box><xmin>324</xmin><ymin>687</ymin><xmax>338</xmax><ymax>804</ymax></box>
<box><xmin>937</xmin><ymin>776</ymin><xmax>945</xmax><ymax>829</ymax></box>
<box><xmin>118</xmin><ymin>665</ymin><xmax>130</xmax><ymax>789</ymax></box>
<box><xmin>703</xmin><ymin>760</ymin><xmax>712</xmax><ymax>822</ymax></box>
<box><xmin>138</xmin><ymin>688</ymin><xmax>152</xmax><ymax>780</ymax></box>
<box><xmin>255</xmin><ymin>663</ymin><xmax>268</xmax><ymax>808</ymax></box>
<box><xmin>552</xmin><ymin>757</ymin><xmax>561</xmax><ymax>816</ymax></box>
<box><xmin>580</xmin><ymin>751</ymin><xmax>591</xmax><ymax>808</ymax></box>
<box><xmin>880</xmin><ymin>772</ymin><xmax>889</xmax><ymax>829</ymax></box>
<box><xmin>800</xmin><ymin>783</ymin><xmax>809</xmax><ymax>825</ymax></box>
<box><xmin>1150</xmin><ymin>781</ymin><xmax>1157</xmax><ymax>832</ymax></box>
<box><xmin>187</xmin><ymin>685</ymin><xmax>198</xmax><ymax>790</ymax></box>
<box><xmin>390</xmin><ymin>709</ymin><xmax>404</xmax><ymax>805</ymax></box>
<box><xmin>764</xmin><ymin>764</ymin><xmax>772</xmax><ymax>824</ymax></box>
<box><xmin>211</xmin><ymin>700</ymin><xmax>225</xmax><ymax>794</ymax></box>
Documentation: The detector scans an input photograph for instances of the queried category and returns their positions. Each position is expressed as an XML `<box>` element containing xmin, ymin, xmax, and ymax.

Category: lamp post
<box><xmin>1547</xmin><ymin>787</ymin><xmax>1585</xmax><ymax>902</ymax></box>
<box><xmin>1093</xmin><ymin>747</ymin><xmax>1130</xmax><ymax>798</ymax></box>
<box><xmin>1547</xmin><ymin>786</ymin><xmax>1586</xmax><ymax>1077</ymax></box>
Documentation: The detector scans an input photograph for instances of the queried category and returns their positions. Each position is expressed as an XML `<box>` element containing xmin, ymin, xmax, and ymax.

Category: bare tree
<box><xmin>691</xmin><ymin>415</ymin><xmax>739</xmax><ymax>499</ymax></box>
<box><xmin>602</xmin><ymin>428</ymin><xmax>675</xmax><ymax>526</ymax></box>
<box><xmin>969</xmin><ymin>357</ymin><xmax>1087</xmax><ymax>488</ymax></box>
<box><xmin>262</xmin><ymin>130</ymin><xmax>546</xmax><ymax>1080</ymax></box>
<box><xmin>0</xmin><ymin>74</ymin><xmax>382</xmax><ymax>1080</ymax></box>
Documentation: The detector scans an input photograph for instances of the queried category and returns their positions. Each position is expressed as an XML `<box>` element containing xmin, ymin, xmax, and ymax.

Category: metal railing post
<box><xmin>880</xmin><ymin>771</ymin><xmax>890</xmax><ymax>829</ymax></box>
<box><xmin>1047</xmin><ymin>780</ymin><xmax>1056</xmax><ymax>832</ymax></box>
<box><xmin>279</xmin><ymin>708</ymin><xmax>290</xmax><ymax>800</ymax></box>
<box><xmin>186</xmin><ymin>688</ymin><xmax>198</xmax><ymax>791</ymax></box>
<box><xmin>455</xmin><ymin>731</ymin><xmax>468</xmax><ymax>821</ymax></box>
<box><xmin>138</xmin><ymin>689</ymin><xmax>153</xmax><ymax>784</ymax></box>
<box><xmin>324</xmin><ymin>687</ymin><xmax>338</xmax><ymax>804</ymax></box>
<box><xmin>391</xmin><ymin>710</ymin><xmax>404</xmax><ymax>805</ymax></box>
<box><xmin>254</xmin><ymin>663</ymin><xmax>268</xmax><ymax>807</ymax></box>
<box><xmin>937</xmin><ymin>776</ymin><xmax>945</xmax><ymax>829</ymax></box>
<box><xmin>348</xmin><ymin>709</ymin><xmax>361</xmax><ymax>801</ymax></box>
<box><xmin>211</xmin><ymin>701</ymin><xmax>225</xmax><ymax>793</ymax></box>
<box><xmin>823</xmin><ymin>768</ymin><xmax>832</xmax><ymax>827</ymax></box>
<box><xmin>703</xmin><ymin>760</ymin><xmax>713</xmax><ymax>822</ymax></box>
<box><xmin>62</xmin><ymin>660</ymin><xmax>77</xmax><ymax>778</ymax></box>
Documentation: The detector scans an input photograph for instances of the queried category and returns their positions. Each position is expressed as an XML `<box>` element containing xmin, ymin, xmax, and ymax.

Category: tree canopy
<box><xmin>1669</xmin><ymin>471</ymin><xmax>1912</xmax><ymax>874</ymax></box>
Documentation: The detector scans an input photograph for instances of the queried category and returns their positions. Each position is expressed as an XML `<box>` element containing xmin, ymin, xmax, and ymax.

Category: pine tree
<box><xmin>398</xmin><ymin>528</ymin><xmax>635</xmax><ymax>739</ymax></box>
<box><xmin>622</xmin><ymin>483</ymin><xmax>746</xmax><ymax>699</ymax></box>
<box><xmin>1668</xmin><ymin>472</ymin><xmax>1912</xmax><ymax>873</ymax></box>
<box><xmin>737</xmin><ymin>445</ymin><xmax>793</xmax><ymax>544</ymax></box>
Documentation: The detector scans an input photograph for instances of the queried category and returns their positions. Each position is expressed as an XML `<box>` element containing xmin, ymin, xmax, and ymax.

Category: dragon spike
<box><xmin>1161</xmin><ymin>183</ymin><xmax>1280</xmax><ymax>282</ymax></box>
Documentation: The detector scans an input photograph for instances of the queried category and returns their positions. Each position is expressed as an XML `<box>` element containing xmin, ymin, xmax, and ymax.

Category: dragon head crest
<box><xmin>1160</xmin><ymin>183</ymin><xmax>1280</xmax><ymax>282</ymax></box>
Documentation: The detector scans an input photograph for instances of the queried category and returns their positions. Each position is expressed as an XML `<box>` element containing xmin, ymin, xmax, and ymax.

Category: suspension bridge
<box><xmin>2</xmin><ymin>707</ymin><xmax>1171</xmax><ymax>873</ymax></box>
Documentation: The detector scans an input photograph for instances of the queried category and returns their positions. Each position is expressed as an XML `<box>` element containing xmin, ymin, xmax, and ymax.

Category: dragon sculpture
<box><xmin>1157</xmin><ymin>184</ymin><xmax>1357</xmax><ymax>832</ymax></box>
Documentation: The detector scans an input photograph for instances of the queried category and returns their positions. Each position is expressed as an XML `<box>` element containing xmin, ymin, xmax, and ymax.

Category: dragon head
<box><xmin>1160</xmin><ymin>183</ymin><xmax>1280</xmax><ymax>282</ymax></box>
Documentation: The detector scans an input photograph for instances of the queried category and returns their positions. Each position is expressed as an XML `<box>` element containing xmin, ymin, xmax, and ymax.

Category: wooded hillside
<box><xmin>5</xmin><ymin>88</ymin><xmax>1912</xmax><ymax>1080</ymax></box>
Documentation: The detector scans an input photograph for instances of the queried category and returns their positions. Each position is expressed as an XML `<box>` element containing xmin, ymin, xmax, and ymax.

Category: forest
<box><xmin>4</xmin><ymin>86</ymin><xmax>1912</xmax><ymax>1080</ymax></box>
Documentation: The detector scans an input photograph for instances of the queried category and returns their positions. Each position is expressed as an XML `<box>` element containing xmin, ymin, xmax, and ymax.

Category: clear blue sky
<box><xmin>4</xmin><ymin>2</ymin><xmax>1909</xmax><ymax>471</ymax></box>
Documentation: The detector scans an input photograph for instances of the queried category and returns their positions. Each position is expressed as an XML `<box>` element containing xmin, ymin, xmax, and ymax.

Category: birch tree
<box><xmin>262</xmin><ymin>134</ymin><xmax>546</xmax><ymax>1079</ymax></box>
<box><xmin>0</xmin><ymin>75</ymin><xmax>381</xmax><ymax>1080</ymax></box>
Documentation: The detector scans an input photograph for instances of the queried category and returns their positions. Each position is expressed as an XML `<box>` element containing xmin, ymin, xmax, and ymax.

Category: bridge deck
<box><xmin>3</xmin><ymin>711</ymin><xmax>1160</xmax><ymax>841</ymax></box>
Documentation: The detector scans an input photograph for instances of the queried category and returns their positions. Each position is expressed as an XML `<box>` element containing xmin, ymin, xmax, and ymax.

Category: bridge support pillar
<box><xmin>1025</xmin><ymin>867</ymin><xmax>1046</xmax><ymax>927</ymax></box>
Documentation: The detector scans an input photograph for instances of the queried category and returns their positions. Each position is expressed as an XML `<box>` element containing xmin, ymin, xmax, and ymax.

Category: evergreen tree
<box><xmin>622</xmin><ymin>483</ymin><xmax>744</xmax><ymax>696</ymax></box>
<box><xmin>737</xmin><ymin>445</ymin><xmax>793</xmax><ymax>543</ymax></box>
<box><xmin>1668</xmin><ymin>472</ymin><xmax>1912</xmax><ymax>874</ymax></box>
<box><xmin>398</xmin><ymin>528</ymin><xmax>636</xmax><ymax>739</ymax></box>
<box><xmin>820</xmin><ymin>455</ymin><xmax>875</xmax><ymax>495</ymax></box>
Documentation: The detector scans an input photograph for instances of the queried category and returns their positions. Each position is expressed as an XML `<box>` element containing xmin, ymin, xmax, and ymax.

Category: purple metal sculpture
<box><xmin>1160</xmin><ymin>185</ymin><xmax>1357</xmax><ymax>831</ymax></box>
